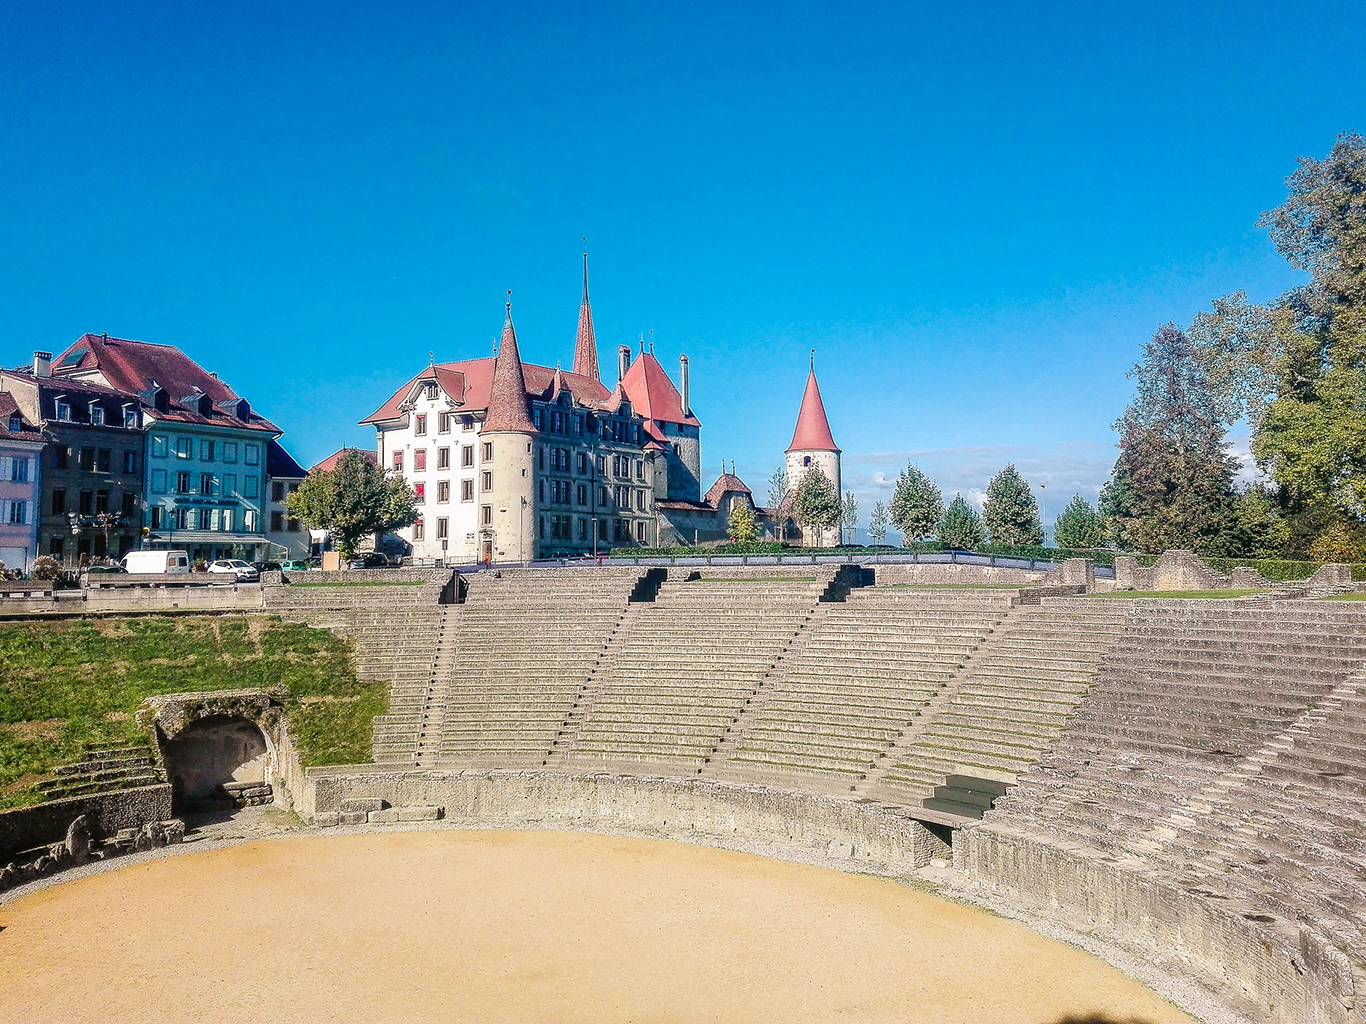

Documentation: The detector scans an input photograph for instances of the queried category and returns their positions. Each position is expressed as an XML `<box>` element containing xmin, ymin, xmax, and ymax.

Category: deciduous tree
<box><xmin>889</xmin><ymin>463</ymin><xmax>943</xmax><ymax>544</ymax></box>
<box><xmin>938</xmin><ymin>493</ymin><xmax>984</xmax><ymax>550</ymax></box>
<box><xmin>286</xmin><ymin>451</ymin><xmax>418</xmax><ymax>559</ymax></box>
<box><xmin>982</xmin><ymin>465</ymin><xmax>1043</xmax><ymax>546</ymax></box>
<box><xmin>1053</xmin><ymin>494</ymin><xmax>1104</xmax><ymax>549</ymax></box>
<box><xmin>868</xmin><ymin>500</ymin><xmax>889</xmax><ymax>545</ymax></box>
<box><xmin>728</xmin><ymin>502</ymin><xmax>758</xmax><ymax>543</ymax></box>
<box><xmin>841</xmin><ymin>490</ymin><xmax>857</xmax><ymax>545</ymax></box>
<box><xmin>792</xmin><ymin>466</ymin><xmax>841</xmax><ymax>545</ymax></box>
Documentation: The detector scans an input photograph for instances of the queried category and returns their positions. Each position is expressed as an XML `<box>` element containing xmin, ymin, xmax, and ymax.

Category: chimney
<box><xmin>33</xmin><ymin>352</ymin><xmax>51</xmax><ymax>378</ymax></box>
<box><xmin>617</xmin><ymin>345</ymin><xmax>631</xmax><ymax>383</ymax></box>
<box><xmin>679</xmin><ymin>354</ymin><xmax>690</xmax><ymax>417</ymax></box>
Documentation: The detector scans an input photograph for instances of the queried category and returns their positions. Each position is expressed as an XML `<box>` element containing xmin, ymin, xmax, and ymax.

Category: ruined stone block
<box><xmin>397</xmin><ymin>805</ymin><xmax>441</xmax><ymax>822</ymax></box>
<box><xmin>368</xmin><ymin>809</ymin><xmax>400</xmax><ymax>824</ymax></box>
<box><xmin>338</xmin><ymin>811</ymin><xmax>368</xmax><ymax>825</ymax></box>
<box><xmin>313</xmin><ymin>812</ymin><xmax>340</xmax><ymax>827</ymax></box>
<box><xmin>339</xmin><ymin>797</ymin><xmax>386</xmax><ymax>814</ymax></box>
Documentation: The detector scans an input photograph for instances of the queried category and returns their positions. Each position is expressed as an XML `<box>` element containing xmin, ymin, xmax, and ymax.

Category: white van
<box><xmin>122</xmin><ymin>550</ymin><xmax>191</xmax><ymax>574</ymax></box>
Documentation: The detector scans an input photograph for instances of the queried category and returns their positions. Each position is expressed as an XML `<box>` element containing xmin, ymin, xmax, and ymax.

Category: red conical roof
<box><xmin>483</xmin><ymin>310</ymin><xmax>537</xmax><ymax>433</ymax></box>
<box><xmin>573</xmin><ymin>254</ymin><xmax>600</xmax><ymax>381</ymax></box>
<box><xmin>786</xmin><ymin>370</ymin><xmax>839</xmax><ymax>453</ymax></box>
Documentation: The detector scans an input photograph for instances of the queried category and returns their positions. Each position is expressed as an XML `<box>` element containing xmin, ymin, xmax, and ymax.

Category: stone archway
<box><xmin>163</xmin><ymin>715</ymin><xmax>271</xmax><ymax>809</ymax></box>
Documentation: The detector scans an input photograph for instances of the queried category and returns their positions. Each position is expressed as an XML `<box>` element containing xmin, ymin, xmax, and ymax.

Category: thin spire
<box><xmin>573</xmin><ymin>248</ymin><xmax>600</xmax><ymax>381</ymax></box>
<box><xmin>810</xmin><ymin>348</ymin><xmax>815</xmax><ymax>372</ymax></box>
<box><xmin>485</xmin><ymin>296</ymin><xmax>536</xmax><ymax>434</ymax></box>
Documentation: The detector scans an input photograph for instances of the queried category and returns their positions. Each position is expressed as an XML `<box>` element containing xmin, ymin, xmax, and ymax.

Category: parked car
<box><xmin>280</xmin><ymin>559</ymin><xmax>311</xmax><ymax>572</ymax></box>
<box><xmin>206</xmin><ymin>559</ymin><xmax>260</xmax><ymax>583</ymax></box>
<box><xmin>85</xmin><ymin>564</ymin><xmax>127</xmax><ymax>574</ymax></box>
<box><xmin>252</xmin><ymin>560</ymin><xmax>283</xmax><ymax>573</ymax></box>
<box><xmin>348</xmin><ymin>552</ymin><xmax>390</xmax><ymax>569</ymax></box>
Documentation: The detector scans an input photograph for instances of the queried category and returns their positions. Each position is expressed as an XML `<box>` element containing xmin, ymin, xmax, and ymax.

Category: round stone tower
<box><xmin>784</xmin><ymin>356</ymin><xmax>841</xmax><ymax>548</ymax></box>
<box><xmin>481</xmin><ymin>301</ymin><xmax>538</xmax><ymax>564</ymax></box>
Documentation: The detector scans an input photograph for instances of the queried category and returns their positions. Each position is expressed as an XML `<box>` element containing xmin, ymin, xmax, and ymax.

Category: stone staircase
<box><xmin>38</xmin><ymin>744</ymin><xmax>163</xmax><ymax>801</ymax></box>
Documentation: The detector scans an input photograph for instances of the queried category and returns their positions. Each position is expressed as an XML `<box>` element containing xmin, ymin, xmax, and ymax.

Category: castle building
<box><xmin>782</xmin><ymin>359</ymin><xmax>841</xmax><ymax>547</ymax></box>
<box><xmin>364</xmin><ymin>263</ymin><xmax>704</xmax><ymax>563</ymax></box>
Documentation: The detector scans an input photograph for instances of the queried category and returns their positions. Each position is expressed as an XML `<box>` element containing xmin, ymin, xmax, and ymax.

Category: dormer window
<box><xmin>8</xmin><ymin>414</ymin><xmax>20</xmax><ymax>432</ymax></box>
<box><xmin>90</xmin><ymin>404</ymin><xmax>105</xmax><ymax>426</ymax></box>
<box><xmin>425</xmin><ymin>383</ymin><xmax>438</xmax><ymax>401</ymax></box>
<box><xmin>56</xmin><ymin>400</ymin><xmax>71</xmax><ymax>422</ymax></box>
<box><xmin>123</xmin><ymin>407</ymin><xmax>138</xmax><ymax>428</ymax></box>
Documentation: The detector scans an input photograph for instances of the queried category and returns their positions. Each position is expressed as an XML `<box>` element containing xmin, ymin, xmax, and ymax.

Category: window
<box><xmin>8</xmin><ymin>501</ymin><xmax>25</xmax><ymax>525</ymax></box>
<box><xmin>149</xmin><ymin>506</ymin><xmax>162</xmax><ymax>529</ymax></box>
<box><xmin>461</xmin><ymin>480</ymin><xmax>474</xmax><ymax>502</ymax></box>
<box><xmin>95</xmin><ymin>490</ymin><xmax>109</xmax><ymax>514</ymax></box>
<box><xmin>122</xmin><ymin>492</ymin><xmax>136</xmax><ymax>516</ymax></box>
<box><xmin>538</xmin><ymin>516</ymin><xmax>545</xmax><ymax>539</ymax></box>
<box><xmin>243</xmin><ymin>509</ymin><xmax>258</xmax><ymax>531</ymax></box>
<box><xmin>599</xmin><ymin>486</ymin><xmax>608</xmax><ymax>506</ymax></box>
<box><xmin>425</xmin><ymin>383</ymin><xmax>438</xmax><ymax>401</ymax></box>
<box><xmin>538</xmin><ymin>448</ymin><xmax>545</xmax><ymax>471</ymax></box>
<box><xmin>176</xmin><ymin>472</ymin><xmax>191</xmax><ymax>494</ymax></box>
<box><xmin>538</xmin><ymin>480</ymin><xmax>544</xmax><ymax>503</ymax></box>
<box><xmin>243</xmin><ymin>475</ymin><xmax>259</xmax><ymax>498</ymax></box>
<box><xmin>436</xmin><ymin>518</ymin><xmax>448</xmax><ymax>540</ymax></box>
<box><xmin>123</xmin><ymin>407</ymin><xmax>137</xmax><ymax>428</ymax></box>
<box><xmin>577</xmin><ymin>518</ymin><xmax>587</xmax><ymax>540</ymax></box>
<box><xmin>437</xmin><ymin>447</ymin><xmax>450</xmax><ymax>470</ymax></box>
<box><xmin>10</xmin><ymin>458</ymin><xmax>26</xmax><ymax>482</ymax></box>
<box><xmin>196</xmin><ymin>508</ymin><xmax>211</xmax><ymax>530</ymax></box>
<box><xmin>574</xmin><ymin>415</ymin><xmax>583</xmax><ymax>437</ymax></box>
<box><xmin>533</xmin><ymin>409</ymin><xmax>543</xmax><ymax>430</ymax></box>
<box><xmin>437</xmin><ymin>481</ymin><xmax>450</xmax><ymax>503</ymax></box>
<box><xmin>201</xmin><ymin>473</ymin><xmax>216</xmax><ymax>495</ymax></box>
<box><xmin>51</xmin><ymin>488</ymin><xmax>65</xmax><ymax>515</ymax></box>
<box><xmin>636</xmin><ymin>460</ymin><xmax>644</xmax><ymax>480</ymax></box>
<box><xmin>636</xmin><ymin>520</ymin><xmax>647</xmax><ymax>541</ymax></box>
<box><xmin>596</xmin><ymin>455</ymin><xmax>607</xmax><ymax>475</ymax></box>
<box><xmin>271</xmin><ymin>511</ymin><xmax>284</xmax><ymax>532</ymax></box>
<box><xmin>636</xmin><ymin>489</ymin><xmax>647</xmax><ymax>511</ymax></box>
<box><xmin>414</xmin><ymin>449</ymin><xmax>427</xmax><ymax>471</ymax></box>
<box><xmin>462</xmin><ymin>445</ymin><xmax>474</xmax><ymax>467</ymax></box>
<box><xmin>77</xmin><ymin>447</ymin><xmax>94</xmax><ymax>471</ymax></box>
<box><xmin>414</xmin><ymin>482</ymin><xmax>426</xmax><ymax>503</ymax></box>
<box><xmin>413</xmin><ymin>520</ymin><xmax>425</xmax><ymax>541</ymax></box>
<box><xmin>288</xmin><ymin>517</ymin><xmax>300</xmax><ymax>532</ymax></box>
<box><xmin>577</xmin><ymin>483</ymin><xmax>587</xmax><ymax>506</ymax></box>
<box><xmin>170</xmin><ymin>507</ymin><xmax>187</xmax><ymax>530</ymax></box>
<box><xmin>245</xmin><ymin>444</ymin><xmax>260</xmax><ymax>466</ymax></box>
<box><xmin>56</xmin><ymin>401</ymin><xmax>71</xmax><ymax>422</ymax></box>
<box><xmin>123</xmin><ymin>451</ymin><xmax>137</xmax><ymax>474</ymax></box>
<box><xmin>222</xmin><ymin>442</ymin><xmax>238</xmax><ymax>463</ymax></box>
<box><xmin>438</xmin><ymin>413</ymin><xmax>452</xmax><ymax>434</ymax></box>
<box><xmin>222</xmin><ymin>474</ymin><xmax>236</xmax><ymax>496</ymax></box>
<box><xmin>481</xmin><ymin>505</ymin><xmax>492</xmax><ymax>525</ymax></box>
<box><xmin>151</xmin><ymin>436</ymin><xmax>167</xmax><ymax>458</ymax></box>
<box><xmin>577</xmin><ymin>452</ymin><xmax>588</xmax><ymax>474</ymax></box>
<box><xmin>78</xmin><ymin>490</ymin><xmax>92</xmax><ymax>514</ymax></box>
<box><xmin>53</xmin><ymin>446</ymin><xmax>68</xmax><ymax>470</ymax></box>
<box><xmin>482</xmin><ymin>442</ymin><xmax>493</xmax><ymax>461</ymax></box>
<box><xmin>175</xmin><ymin>437</ymin><xmax>191</xmax><ymax>459</ymax></box>
<box><xmin>481</xmin><ymin>471</ymin><xmax>492</xmax><ymax>491</ymax></box>
<box><xmin>97</xmin><ymin>449</ymin><xmax>111</xmax><ymax>473</ymax></box>
<box><xmin>461</xmin><ymin>416</ymin><xmax>475</xmax><ymax>431</ymax></box>
<box><xmin>272</xmin><ymin>481</ymin><xmax>285</xmax><ymax>501</ymax></box>
<box><xmin>415</xmin><ymin>414</ymin><xmax>427</xmax><ymax>436</ymax></box>
<box><xmin>199</xmin><ymin>440</ymin><xmax>214</xmax><ymax>461</ymax></box>
<box><xmin>617</xmin><ymin>485</ymin><xmax>630</xmax><ymax>509</ymax></box>
<box><xmin>392</xmin><ymin>451</ymin><xmax>404</xmax><ymax>472</ymax></box>
<box><xmin>90</xmin><ymin>405</ymin><xmax>104</xmax><ymax>426</ymax></box>
<box><xmin>150</xmin><ymin>470</ymin><xmax>166</xmax><ymax>493</ymax></box>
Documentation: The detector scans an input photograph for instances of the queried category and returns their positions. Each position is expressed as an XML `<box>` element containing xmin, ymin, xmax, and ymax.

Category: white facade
<box><xmin>0</xmin><ymin>446</ymin><xmax>43</xmax><ymax>571</ymax></box>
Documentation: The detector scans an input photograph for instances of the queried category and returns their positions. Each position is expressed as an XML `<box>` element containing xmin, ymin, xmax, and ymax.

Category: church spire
<box><xmin>484</xmin><ymin>294</ymin><xmax>536</xmax><ymax>434</ymax></box>
<box><xmin>786</xmin><ymin>361</ymin><xmax>840</xmax><ymax>453</ymax></box>
<box><xmin>573</xmin><ymin>245</ymin><xmax>600</xmax><ymax>381</ymax></box>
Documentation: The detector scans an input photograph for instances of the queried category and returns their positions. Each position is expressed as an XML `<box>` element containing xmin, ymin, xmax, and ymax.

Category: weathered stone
<box><xmin>313</xmin><ymin>812</ymin><xmax>340</xmax><ymax>828</ymax></box>
<box><xmin>64</xmin><ymin>814</ymin><xmax>91</xmax><ymax>863</ymax></box>
<box><xmin>367</xmin><ymin>809</ymin><xmax>401</xmax><ymax>824</ymax></box>
<box><xmin>339</xmin><ymin>797</ymin><xmax>385</xmax><ymax>814</ymax></box>
<box><xmin>396</xmin><ymin>805</ymin><xmax>442</xmax><ymax>822</ymax></box>
<box><xmin>338</xmin><ymin>811</ymin><xmax>367</xmax><ymax>825</ymax></box>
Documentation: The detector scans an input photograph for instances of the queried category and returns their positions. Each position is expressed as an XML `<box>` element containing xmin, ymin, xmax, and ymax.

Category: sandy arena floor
<box><xmin>0</xmin><ymin>829</ymin><xmax>1196</xmax><ymax>1024</ymax></box>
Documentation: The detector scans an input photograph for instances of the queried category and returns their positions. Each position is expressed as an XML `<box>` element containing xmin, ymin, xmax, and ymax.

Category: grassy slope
<box><xmin>0</xmin><ymin>615</ymin><xmax>385</xmax><ymax>810</ymax></box>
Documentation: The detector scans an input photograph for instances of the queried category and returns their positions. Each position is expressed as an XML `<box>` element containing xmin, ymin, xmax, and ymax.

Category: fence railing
<box><xmin>405</xmin><ymin>549</ymin><xmax>1071</xmax><ymax>573</ymax></box>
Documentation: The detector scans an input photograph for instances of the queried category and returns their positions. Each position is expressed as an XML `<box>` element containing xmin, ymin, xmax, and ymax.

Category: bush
<box><xmin>29</xmin><ymin>556</ymin><xmax>62</xmax><ymax>584</ymax></box>
<box><xmin>1204</xmin><ymin>557</ymin><xmax>1322</xmax><ymax>581</ymax></box>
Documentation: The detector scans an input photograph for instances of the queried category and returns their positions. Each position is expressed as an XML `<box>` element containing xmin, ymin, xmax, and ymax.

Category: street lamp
<box><xmin>1036</xmin><ymin>482</ymin><xmax>1047</xmax><ymax>548</ymax></box>
<box><xmin>519</xmin><ymin>496</ymin><xmax>528</xmax><ymax>565</ymax></box>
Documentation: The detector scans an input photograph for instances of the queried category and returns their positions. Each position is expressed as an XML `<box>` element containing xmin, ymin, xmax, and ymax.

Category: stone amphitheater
<box><xmin>224</xmin><ymin>559</ymin><xmax>1364</xmax><ymax>1024</ymax></box>
<box><xmin>3</xmin><ymin>558</ymin><xmax>1364</xmax><ymax>1022</ymax></box>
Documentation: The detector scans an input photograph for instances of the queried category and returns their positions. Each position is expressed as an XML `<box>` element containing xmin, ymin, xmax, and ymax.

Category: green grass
<box><xmin>1092</xmin><ymin>589</ymin><xmax>1266</xmax><ymax>599</ymax></box>
<box><xmin>887</xmin><ymin>583</ymin><xmax>1024</xmax><ymax>590</ymax></box>
<box><xmin>697</xmin><ymin>577</ymin><xmax>818</xmax><ymax>583</ymax></box>
<box><xmin>288</xmin><ymin>579</ymin><xmax>428</xmax><ymax>588</ymax></box>
<box><xmin>1319</xmin><ymin>592</ymin><xmax>1366</xmax><ymax>601</ymax></box>
<box><xmin>0</xmin><ymin>614</ymin><xmax>385</xmax><ymax>810</ymax></box>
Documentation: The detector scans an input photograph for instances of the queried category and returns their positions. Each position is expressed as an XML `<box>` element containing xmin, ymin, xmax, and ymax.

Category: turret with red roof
<box><xmin>783</xmin><ymin>353</ymin><xmax>842</xmax><ymax>547</ymax></box>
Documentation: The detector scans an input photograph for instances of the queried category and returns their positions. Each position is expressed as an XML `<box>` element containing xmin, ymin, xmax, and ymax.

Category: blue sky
<box><xmin>3</xmin><ymin>2</ymin><xmax>1363</xmax><ymax>540</ymax></box>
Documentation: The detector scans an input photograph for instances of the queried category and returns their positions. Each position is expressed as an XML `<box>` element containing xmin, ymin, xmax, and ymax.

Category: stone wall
<box><xmin>276</xmin><ymin>568</ymin><xmax>455</xmax><ymax>586</ymax></box>
<box><xmin>0</xmin><ymin>784</ymin><xmax>172</xmax><ymax>862</ymax></box>
<box><xmin>957</xmin><ymin>826</ymin><xmax>1356</xmax><ymax>1024</ymax></box>
<box><xmin>302</xmin><ymin>766</ymin><xmax>951</xmax><ymax>874</ymax></box>
<box><xmin>872</xmin><ymin>563</ymin><xmax>1047</xmax><ymax>585</ymax></box>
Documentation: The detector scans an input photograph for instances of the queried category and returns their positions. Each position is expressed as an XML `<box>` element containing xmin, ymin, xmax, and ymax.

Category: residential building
<box><xmin>49</xmin><ymin>333</ymin><xmax>282</xmax><ymax>562</ymax></box>
<box><xmin>0</xmin><ymin>355</ymin><xmax>145</xmax><ymax>564</ymax></box>
<box><xmin>265</xmin><ymin>439</ymin><xmax>309</xmax><ymax>560</ymax></box>
<box><xmin>0</xmin><ymin>394</ymin><xmax>46</xmax><ymax>570</ymax></box>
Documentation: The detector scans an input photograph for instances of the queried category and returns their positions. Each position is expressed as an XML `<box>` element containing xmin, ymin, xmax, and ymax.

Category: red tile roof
<box><xmin>310</xmin><ymin>446</ymin><xmax>378</xmax><ymax>474</ymax></box>
<box><xmin>703</xmin><ymin>472</ymin><xmax>752</xmax><ymax>508</ymax></box>
<box><xmin>0</xmin><ymin>393</ymin><xmax>43</xmax><ymax>441</ymax></box>
<box><xmin>573</xmin><ymin>254</ymin><xmax>600</xmax><ymax>381</ymax></box>
<box><xmin>483</xmin><ymin>314</ymin><xmax>537</xmax><ymax>433</ymax></box>
<box><xmin>786</xmin><ymin>370</ymin><xmax>839</xmax><ymax>453</ymax></box>
<box><xmin>620</xmin><ymin>351</ymin><xmax>701</xmax><ymax>428</ymax></box>
<box><xmin>51</xmin><ymin>333</ymin><xmax>279</xmax><ymax>434</ymax></box>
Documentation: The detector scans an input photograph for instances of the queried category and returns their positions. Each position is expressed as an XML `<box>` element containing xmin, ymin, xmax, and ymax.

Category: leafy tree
<box><xmin>1192</xmin><ymin>133</ymin><xmax>1366</xmax><ymax>552</ymax></box>
<box><xmin>767</xmin><ymin>466</ymin><xmax>788</xmax><ymax>511</ymax></box>
<box><xmin>889</xmin><ymin>463</ymin><xmax>944</xmax><ymax>543</ymax></box>
<box><xmin>29</xmin><ymin>556</ymin><xmax>62</xmax><ymax>583</ymax></box>
<box><xmin>841</xmin><ymin>490</ymin><xmax>858</xmax><ymax>545</ymax></box>
<box><xmin>1232</xmin><ymin>484</ymin><xmax>1293</xmax><ymax>558</ymax></box>
<box><xmin>1107</xmin><ymin>324</ymin><xmax>1240</xmax><ymax>555</ymax></box>
<box><xmin>868</xmin><ymin>500</ymin><xmax>889</xmax><ymax>545</ymax></box>
<box><xmin>1308</xmin><ymin>519</ymin><xmax>1366</xmax><ymax>563</ymax></box>
<box><xmin>938</xmin><ymin>493</ymin><xmax>984</xmax><ymax>550</ymax></box>
<box><xmin>1053</xmin><ymin>494</ymin><xmax>1104</xmax><ymax>549</ymax></box>
<box><xmin>728</xmin><ymin>501</ymin><xmax>758</xmax><ymax>543</ymax></box>
<box><xmin>792</xmin><ymin>466</ymin><xmax>841</xmax><ymax>545</ymax></box>
<box><xmin>286</xmin><ymin>450</ymin><xmax>419</xmax><ymax>559</ymax></box>
<box><xmin>982</xmin><ymin>465</ymin><xmax>1043</xmax><ymax>546</ymax></box>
